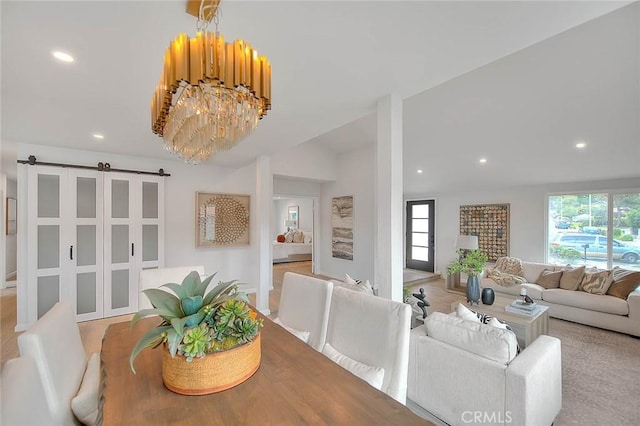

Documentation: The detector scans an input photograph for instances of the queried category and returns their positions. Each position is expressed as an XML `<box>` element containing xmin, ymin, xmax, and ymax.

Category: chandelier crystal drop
<box><xmin>151</xmin><ymin>28</ymin><xmax>271</xmax><ymax>164</ymax></box>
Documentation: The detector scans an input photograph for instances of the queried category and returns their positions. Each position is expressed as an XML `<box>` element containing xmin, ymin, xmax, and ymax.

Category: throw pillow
<box><xmin>284</xmin><ymin>231</ymin><xmax>294</xmax><ymax>243</ymax></box>
<box><xmin>559</xmin><ymin>265</ymin><xmax>585</xmax><ymax>291</ymax></box>
<box><xmin>293</xmin><ymin>231</ymin><xmax>305</xmax><ymax>243</ymax></box>
<box><xmin>580</xmin><ymin>269</ymin><xmax>613</xmax><ymax>295</ymax></box>
<box><xmin>276</xmin><ymin>234</ymin><xmax>285</xmax><ymax>243</ymax></box>
<box><xmin>606</xmin><ymin>267</ymin><xmax>640</xmax><ymax>300</ymax></box>
<box><xmin>535</xmin><ymin>269</ymin><xmax>563</xmax><ymax>289</ymax></box>
<box><xmin>488</xmin><ymin>317</ymin><xmax>509</xmax><ymax>330</ymax></box>
<box><xmin>322</xmin><ymin>343</ymin><xmax>385</xmax><ymax>390</ymax></box>
<box><xmin>455</xmin><ymin>303</ymin><xmax>480</xmax><ymax>323</ymax></box>
<box><xmin>341</xmin><ymin>274</ymin><xmax>375</xmax><ymax>296</ymax></box>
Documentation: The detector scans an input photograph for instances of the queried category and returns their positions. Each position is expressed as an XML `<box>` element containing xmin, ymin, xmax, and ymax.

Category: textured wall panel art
<box><xmin>196</xmin><ymin>192</ymin><xmax>250</xmax><ymax>247</ymax></box>
<box><xmin>332</xmin><ymin>195</ymin><xmax>354</xmax><ymax>260</ymax></box>
<box><xmin>459</xmin><ymin>203</ymin><xmax>509</xmax><ymax>262</ymax></box>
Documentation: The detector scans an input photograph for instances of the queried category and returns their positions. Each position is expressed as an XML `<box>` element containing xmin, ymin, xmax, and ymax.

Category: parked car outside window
<box><xmin>550</xmin><ymin>234</ymin><xmax>640</xmax><ymax>263</ymax></box>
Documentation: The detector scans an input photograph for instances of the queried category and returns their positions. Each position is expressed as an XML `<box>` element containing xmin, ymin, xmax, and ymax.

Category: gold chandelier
<box><xmin>151</xmin><ymin>0</ymin><xmax>271</xmax><ymax>164</ymax></box>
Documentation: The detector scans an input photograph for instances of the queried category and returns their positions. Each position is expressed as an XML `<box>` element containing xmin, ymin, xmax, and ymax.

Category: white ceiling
<box><xmin>1</xmin><ymin>1</ymin><xmax>635</xmax><ymax>190</ymax></box>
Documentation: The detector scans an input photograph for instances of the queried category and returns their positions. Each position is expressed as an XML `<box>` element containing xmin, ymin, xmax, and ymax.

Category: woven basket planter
<box><xmin>161</xmin><ymin>333</ymin><xmax>261</xmax><ymax>395</ymax></box>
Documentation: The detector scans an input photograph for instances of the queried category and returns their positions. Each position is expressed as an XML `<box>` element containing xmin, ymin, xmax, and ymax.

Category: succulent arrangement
<box><xmin>129</xmin><ymin>271</ymin><xmax>262</xmax><ymax>373</ymax></box>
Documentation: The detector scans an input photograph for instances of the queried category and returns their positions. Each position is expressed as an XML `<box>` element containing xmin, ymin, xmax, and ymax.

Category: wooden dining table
<box><xmin>100</xmin><ymin>315</ymin><xmax>430</xmax><ymax>425</ymax></box>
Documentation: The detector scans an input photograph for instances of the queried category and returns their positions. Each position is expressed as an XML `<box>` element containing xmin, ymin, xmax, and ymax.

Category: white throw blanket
<box><xmin>487</xmin><ymin>257</ymin><xmax>526</xmax><ymax>287</ymax></box>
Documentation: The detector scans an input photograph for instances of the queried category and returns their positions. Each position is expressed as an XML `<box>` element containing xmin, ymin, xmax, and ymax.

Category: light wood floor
<box><xmin>1</xmin><ymin>262</ymin><xmax>465</xmax><ymax>366</ymax></box>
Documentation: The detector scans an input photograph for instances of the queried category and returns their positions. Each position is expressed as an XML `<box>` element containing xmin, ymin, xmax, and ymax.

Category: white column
<box><xmin>375</xmin><ymin>94</ymin><xmax>403</xmax><ymax>302</ymax></box>
<box><xmin>256</xmin><ymin>155</ymin><xmax>272</xmax><ymax>315</ymax></box>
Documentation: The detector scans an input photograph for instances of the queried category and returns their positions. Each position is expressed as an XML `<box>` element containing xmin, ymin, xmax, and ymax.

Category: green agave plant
<box><xmin>129</xmin><ymin>271</ymin><xmax>262</xmax><ymax>373</ymax></box>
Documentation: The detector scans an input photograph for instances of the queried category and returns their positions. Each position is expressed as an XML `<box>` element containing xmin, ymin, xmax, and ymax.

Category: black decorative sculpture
<box><xmin>412</xmin><ymin>288</ymin><xmax>430</xmax><ymax>319</ymax></box>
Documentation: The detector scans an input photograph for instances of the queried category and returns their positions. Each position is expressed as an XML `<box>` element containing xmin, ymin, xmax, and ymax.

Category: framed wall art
<box><xmin>287</xmin><ymin>205</ymin><xmax>299</xmax><ymax>229</ymax></box>
<box><xmin>331</xmin><ymin>195</ymin><xmax>353</xmax><ymax>260</ymax></box>
<box><xmin>196</xmin><ymin>192</ymin><xmax>250</xmax><ymax>247</ymax></box>
<box><xmin>459</xmin><ymin>203</ymin><xmax>509</xmax><ymax>262</ymax></box>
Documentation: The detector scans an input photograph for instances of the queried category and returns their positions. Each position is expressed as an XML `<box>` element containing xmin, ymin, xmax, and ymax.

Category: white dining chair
<box><xmin>17</xmin><ymin>302</ymin><xmax>100</xmax><ymax>425</ymax></box>
<box><xmin>1</xmin><ymin>356</ymin><xmax>55</xmax><ymax>426</ymax></box>
<box><xmin>274</xmin><ymin>272</ymin><xmax>334</xmax><ymax>352</ymax></box>
<box><xmin>138</xmin><ymin>265</ymin><xmax>205</xmax><ymax>310</ymax></box>
<box><xmin>323</xmin><ymin>286</ymin><xmax>412</xmax><ymax>403</ymax></box>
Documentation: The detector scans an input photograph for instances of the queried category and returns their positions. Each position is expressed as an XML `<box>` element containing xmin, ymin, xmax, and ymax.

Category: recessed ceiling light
<box><xmin>52</xmin><ymin>51</ymin><xmax>74</xmax><ymax>63</ymax></box>
<box><xmin>417</xmin><ymin>169</ymin><xmax>423</xmax><ymax>174</ymax></box>
<box><xmin>479</xmin><ymin>158</ymin><xmax>487</xmax><ymax>164</ymax></box>
<box><xmin>575</xmin><ymin>142</ymin><xmax>586</xmax><ymax>149</ymax></box>
<box><xmin>92</xmin><ymin>133</ymin><xmax>105</xmax><ymax>140</ymax></box>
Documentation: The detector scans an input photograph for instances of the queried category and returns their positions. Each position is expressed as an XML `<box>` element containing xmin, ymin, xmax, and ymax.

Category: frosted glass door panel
<box><xmin>142</xmin><ymin>225</ymin><xmax>158</xmax><ymax>262</ymax></box>
<box><xmin>111</xmin><ymin>225</ymin><xmax>129</xmax><ymax>264</ymax></box>
<box><xmin>111</xmin><ymin>180</ymin><xmax>129</xmax><ymax>219</ymax></box>
<box><xmin>77</xmin><ymin>272</ymin><xmax>97</xmax><ymax>315</ymax></box>
<box><xmin>142</xmin><ymin>182</ymin><xmax>159</xmax><ymax>219</ymax></box>
<box><xmin>77</xmin><ymin>225</ymin><xmax>97</xmax><ymax>266</ymax></box>
<box><xmin>111</xmin><ymin>270</ymin><xmax>130</xmax><ymax>309</ymax></box>
<box><xmin>412</xmin><ymin>219</ymin><xmax>429</xmax><ymax>232</ymax></box>
<box><xmin>38</xmin><ymin>225</ymin><xmax>60</xmax><ymax>269</ymax></box>
<box><xmin>38</xmin><ymin>174</ymin><xmax>60</xmax><ymax>218</ymax></box>
<box><xmin>77</xmin><ymin>177</ymin><xmax>97</xmax><ymax>218</ymax></box>
<box><xmin>38</xmin><ymin>276</ymin><xmax>60</xmax><ymax>318</ymax></box>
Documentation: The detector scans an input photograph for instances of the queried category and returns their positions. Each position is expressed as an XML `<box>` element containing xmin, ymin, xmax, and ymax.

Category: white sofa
<box><xmin>480</xmin><ymin>261</ymin><xmax>640</xmax><ymax>337</ymax></box>
<box><xmin>408</xmin><ymin>312</ymin><xmax>562</xmax><ymax>426</ymax></box>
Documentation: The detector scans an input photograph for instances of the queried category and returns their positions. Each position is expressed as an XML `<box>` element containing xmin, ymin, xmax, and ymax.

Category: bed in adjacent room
<box><xmin>273</xmin><ymin>230</ymin><xmax>312</xmax><ymax>263</ymax></box>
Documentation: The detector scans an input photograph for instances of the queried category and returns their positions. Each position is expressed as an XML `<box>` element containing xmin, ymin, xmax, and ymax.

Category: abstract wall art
<box><xmin>332</xmin><ymin>195</ymin><xmax>353</xmax><ymax>260</ymax></box>
<box><xmin>196</xmin><ymin>192</ymin><xmax>250</xmax><ymax>247</ymax></box>
<box><xmin>459</xmin><ymin>203</ymin><xmax>510</xmax><ymax>262</ymax></box>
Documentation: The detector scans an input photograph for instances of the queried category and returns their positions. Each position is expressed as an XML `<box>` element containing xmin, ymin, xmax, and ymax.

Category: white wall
<box><xmin>15</xmin><ymin>143</ymin><xmax>263</xmax><ymax>328</ymax></box>
<box><xmin>271</xmin><ymin>139</ymin><xmax>337</xmax><ymax>182</ymax></box>
<box><xmin>317</xmin><ymin>145</ymin><xmax>375</xmax><ymax>281</ymax></box>
<box><xmin>273</xmin><ymin>197</ymin><xmax>313</xmax><ymax>237</ymax></box>
<box><xmin>426</xmin><ymin>177</ymin><xmax>640</xmax><ymax>276</ymax></box>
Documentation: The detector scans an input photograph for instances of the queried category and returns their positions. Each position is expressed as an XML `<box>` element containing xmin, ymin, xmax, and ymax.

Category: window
<box><xmin>547</xmin><ymin>192</ymin><xmax>640</xmax><ymax>270</ymax></box>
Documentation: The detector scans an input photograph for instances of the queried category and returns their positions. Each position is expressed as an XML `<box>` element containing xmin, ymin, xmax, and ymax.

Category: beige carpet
<box><xmin>548</xmin><ymin>318</ymin><xmax>640</xmax><ymax>426</ymax></box>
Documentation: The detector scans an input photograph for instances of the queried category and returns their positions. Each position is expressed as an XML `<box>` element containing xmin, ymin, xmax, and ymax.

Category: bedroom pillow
<box><xmin>284</xmin><ymin>231</ymin><xmax>294</xmax><ymax>243</ymax></box>
<box><xmin>303</xmin><ymin>233</ymin><xmax>312</xmax><ymax>244</ymax></box>
<box><xmin>293</xmin><ymin>230</ymin><xmax>305</xmax><ymax>243</ymax></box>
<box><xmin>276</xmin><ymin>234</ymin><xmax>285</xmax><ymax>243</ymax></box>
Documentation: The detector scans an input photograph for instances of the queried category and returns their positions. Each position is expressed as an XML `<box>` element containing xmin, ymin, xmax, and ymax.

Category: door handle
<box><xmin>131</xmin><ymin>243</ymin><xmax>135</xmax><ymax>256</ymax></box>
<box><xmin>70</xmin><ymin>245</ymin><xmax>73</xmax><ymax>260</ymax></box>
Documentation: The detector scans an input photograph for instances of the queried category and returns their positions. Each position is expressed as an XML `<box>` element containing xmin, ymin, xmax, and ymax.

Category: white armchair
<box><xmin>1</xmin><ymin>356</ymin><xmax>55</xmax><ymax>426</ymax></box>
<box><xmin>407</xmin><ymin>312</ymin><xmax>562</xmax><ymax>426</ymax></box>
<box><xmin>323</xmin><ymin>286</ymin><xmax>412</xmax><ymax>403</ymax></box>
<box><xmin>274</xmin><ymin>272</ymin><xmax>333</xmax><ymax>351</ymax></box>
<box><xmin>139</xmin><ymin>265</ymin><xmax>205</xmax><ymax>310</ymax></box>
<box><xmin>17</xmin><ymin>302</ymin><xmax>101</xmax><ymax>425</ymax></box>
